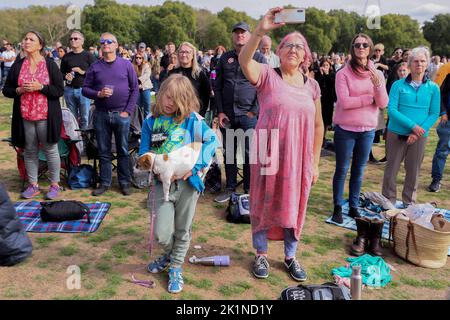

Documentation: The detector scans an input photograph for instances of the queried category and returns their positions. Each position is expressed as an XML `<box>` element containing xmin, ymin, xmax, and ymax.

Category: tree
<box><xmin>329</xmin><ymin>10</ymin><xmax>366</xmax><ymax>54</ymax></box>
<box><xmin>82</xmin><ymin>0</ymin><xmax>141</xmax><ymax>47</ymax></box>
<box><xmin>195</xmin><ymin>10</ymin><xmax>231</xmax><ymax>50</ymax></box>
<box><xmin>217</xmin><ymin>7</ymin><xmax>257</xmax><ymax>33</ymax></box>
<box><xmin>423</xmin><ymin>14</ymin><xmax>450</xmax><ymax>57</ymax></box>
<box><xmin>366</xmin><ymin>14</ymin><xmax>429</xmax><ymax>56</ymax></box>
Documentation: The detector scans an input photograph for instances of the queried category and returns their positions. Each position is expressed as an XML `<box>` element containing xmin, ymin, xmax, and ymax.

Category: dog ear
<box><xmin>138</xmin><ymin>153</ymin><xmax>153</xmax><ymax>170</ymax></box>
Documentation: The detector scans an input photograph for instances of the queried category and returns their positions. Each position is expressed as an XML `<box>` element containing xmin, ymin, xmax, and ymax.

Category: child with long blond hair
<box><xmin>138</xmin><ymin>73</ymin><xmax>219</xmax><ymax>294</ymax></box>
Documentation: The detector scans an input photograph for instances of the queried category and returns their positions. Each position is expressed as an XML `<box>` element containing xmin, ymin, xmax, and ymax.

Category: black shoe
<box><xmin>92</xmin><ymin>185</ymin><xmax>109</xmax><ymax>196</ymax></box>
<box><xmin>427</xmin><ymin>179</ymin><xmax>441</xmax><ymax>193</ymax></box>
<box><xmin>348</xmin><ymin>207</ymin><xmax>361</xmax><ymax>219</ymax></box>
<box><xmin>331</xmin><ymin>205</ymin><xmax>343</xmax><ymax>224</ymax></box>
<box><xmin>120</xmin><ymin>185</ymin><xmax>132</xmax><ymax>196</ymax></box>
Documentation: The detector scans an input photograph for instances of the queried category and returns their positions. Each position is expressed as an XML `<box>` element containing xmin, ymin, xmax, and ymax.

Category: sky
<box><xmin>0</xmin><ymin>0</ymin><xmax>449</xmax><ymax>24</ymax></box>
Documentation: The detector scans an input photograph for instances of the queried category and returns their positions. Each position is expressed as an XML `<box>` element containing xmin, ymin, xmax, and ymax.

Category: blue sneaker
<box><xmin>168</xmin><ymin>266</ymin><xmax>183</xmax><ymax>294</ymax></box>
<box><xmin>284</xmin><ymin>258</ymin><xmax>307</xmax><ymax>282</ymax></box>
<box><xmin>252</xmin><ymin>255</ymin><xmax>270</xmax><ymax>279</ymax></box>
<box><xmin>147</xmin><ymin>254</ymin><xmax>170</xmax><ymax>274</ymax></box>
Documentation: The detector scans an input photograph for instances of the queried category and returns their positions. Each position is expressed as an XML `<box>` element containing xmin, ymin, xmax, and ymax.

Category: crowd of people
<box><xmin>1</xmin><ymin>6</ymin><xmax>449</xmax><ymax>294</ymax></box>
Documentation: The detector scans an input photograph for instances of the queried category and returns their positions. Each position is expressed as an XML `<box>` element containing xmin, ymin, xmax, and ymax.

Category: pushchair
<box><xmin>78</xmin><ymin>104</ymin><xmax>144</xmax><ymax>187</ymax></box>
<box><xmin>2</xmin><ymin>108</ymin><xmax>82</xmax><ymax>190</ymax></box>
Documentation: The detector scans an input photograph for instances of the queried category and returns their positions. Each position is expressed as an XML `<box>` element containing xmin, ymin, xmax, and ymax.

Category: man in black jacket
<box><xmin>0</xmin><ymin>183</ymin><xmax>32</xmax><ymax>266</ymax></box>
<box><xmin>214</xmin><ymin>22</ymin><xmax>266</xmax><ymax>202</ymax></box>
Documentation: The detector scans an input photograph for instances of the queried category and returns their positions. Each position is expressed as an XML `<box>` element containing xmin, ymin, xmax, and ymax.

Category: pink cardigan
<box><xmin>333</xmin><ymin>62</ymin><xmax>389</xmax><ymax>130</ymax></box>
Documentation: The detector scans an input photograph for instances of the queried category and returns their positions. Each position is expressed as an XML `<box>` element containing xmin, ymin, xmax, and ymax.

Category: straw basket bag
<box><xmin>389</xmin><ymin>212</ymin><xmax>450</xmax><ymax>268</ymax></box>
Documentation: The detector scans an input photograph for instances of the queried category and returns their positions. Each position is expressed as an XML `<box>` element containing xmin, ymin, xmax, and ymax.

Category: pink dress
<box><xmin>250</xmin><ymin>64</ymin><xmax>320</xmax><ymax>241</ymax></box>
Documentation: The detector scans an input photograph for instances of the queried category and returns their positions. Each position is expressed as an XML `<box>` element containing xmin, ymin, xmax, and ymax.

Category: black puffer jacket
<box><xmin>0</xmin><ymin>183</ymin><xmax>32</xmax><ymax>266</ymax></box>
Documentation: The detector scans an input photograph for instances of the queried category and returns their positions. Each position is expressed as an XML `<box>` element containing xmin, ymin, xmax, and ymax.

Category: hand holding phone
<box><xmin>274</xmin><ymin>8</ymin><xmax>306</xmax><ymax>24</ymax></box>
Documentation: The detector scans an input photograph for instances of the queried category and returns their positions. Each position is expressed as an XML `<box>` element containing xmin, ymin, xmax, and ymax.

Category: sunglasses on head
<box><xmin>353</xmin><ymin>43</ymin><xmax>370</xmax><ymax>49</ymax></box>
<box><xmin>100</xmin><ymin>39</ymin><xmax>115</xmax><ymax>45</ymax></box>
<box><xmin>70</xmin><ymin>37</ymin><xmax>80</xmax><ymax>41</ymax></box>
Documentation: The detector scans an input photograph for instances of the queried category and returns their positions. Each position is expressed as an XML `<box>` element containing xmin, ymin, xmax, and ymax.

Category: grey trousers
<box><xmin>151</xmin><ymin>179</ymin><xmax>199</xmax><ymax>267</ymax></box>
<box><xmin>23</xmin><ymin>120</ymin><xmax>61</xmax><ymax>184</ymax></box>
<box><xmin>382</xmin><ymin>131</ymin><xmax>427</xmax><ymax>206</ymax></box>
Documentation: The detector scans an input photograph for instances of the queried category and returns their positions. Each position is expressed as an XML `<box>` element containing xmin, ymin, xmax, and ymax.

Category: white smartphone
<box><xmin>274</xmin><ymin>8</ymin><xmax>306</xmax><ymax>24</ymax></box>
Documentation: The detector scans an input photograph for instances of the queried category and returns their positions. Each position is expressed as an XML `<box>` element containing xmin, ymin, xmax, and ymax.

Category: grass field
<box><xmin>0</xmin><ymin>95</ymin><xmax>448</xmax><ymax>300</ymax></box>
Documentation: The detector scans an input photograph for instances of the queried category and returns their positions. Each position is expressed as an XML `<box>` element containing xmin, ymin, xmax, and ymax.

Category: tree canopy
<box><xmin>0</xmin><ymin>0</ymin><xmax>445</xmax><ymax>57</ymax></box>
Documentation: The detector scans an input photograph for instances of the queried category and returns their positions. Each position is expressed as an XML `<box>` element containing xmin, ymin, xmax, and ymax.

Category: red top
<box><xmin>19</xmin><ymin>58</ymin><xmax>50</xmax><ymax>121</ymax></box>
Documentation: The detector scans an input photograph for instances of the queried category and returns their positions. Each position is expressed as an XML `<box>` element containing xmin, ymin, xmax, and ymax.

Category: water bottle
<box><xmin>188</xmin><ymin>255</ymin><xmax>230</xmax><ymax>266</ymax></box>
<box><xmin>67</xmin><ymin>71</ymin><xmax>75</xmax><ymax>85</ymax></box>
<box><xmin>350</xmin><ymin>265</ymin><xmax>362</xmax><ymax>300</ymax></box>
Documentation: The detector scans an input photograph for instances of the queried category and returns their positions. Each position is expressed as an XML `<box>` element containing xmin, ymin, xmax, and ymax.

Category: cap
<box><xmin>138</xmin><ymin>42</ymin><xmax>146</xmax><ymax>48</ymax></box>
<box><xmin>232</xmin><ymin>22</ymin><xmax>250</xmax><ymax>33</ymax></box>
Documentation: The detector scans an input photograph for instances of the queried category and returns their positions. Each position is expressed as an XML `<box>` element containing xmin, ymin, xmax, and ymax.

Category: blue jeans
<box><xmin>253</xmin><ymin>229</ymin><xmax>298</xmax><ymax>258</ymax></box>
<box><xmin>431</xmin><ymin>121</ymin><xmax>450</xmax><ymax>181</ymax></box>
<box><xmin>93</xmin><ymin>110</ymin><xmax>131</xmax><ymax>187</ymax></box>
<box><xmin>64</xmin><ymin>87</ymin><xmax>90</xmax><ymax>130</ymax></box>
<box><xmin>333</xmin><ymin>126</ymin><xmax>375</xmax><ymax>208</ymax></box>
<box><xmin>137</xmin><ymin>89</ymin><xmax>151</xmax><ymax>119</ymax></box>
<box><xmin>151</xmin><ymin>76</ymin><xmax>159</xmax><ymax>94</ymax></box>
<box><xmin>1</xmin><ymin>66</ymin><xmax>11</xmax><ymax>85</ymax></box>
<box><xmin>221</xmin><ymin>114</ymin><xmax>258</xmax><ymax>192</ymax></box>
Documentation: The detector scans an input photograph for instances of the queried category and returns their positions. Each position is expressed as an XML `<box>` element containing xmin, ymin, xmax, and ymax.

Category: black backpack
<box><xmin>280</xmin><ymin>282</ymin><xmax>351</xmax><ymax>300</ymax></box>
<box><xmin>225</xmin><ymin>192</ymin><xmax>250</xmax><ymax>224</ymax></box>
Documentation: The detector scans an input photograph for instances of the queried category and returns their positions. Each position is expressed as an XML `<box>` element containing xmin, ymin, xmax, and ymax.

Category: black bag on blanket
<box><xmin>40</xmin><ymin>200</ymin><xmax>91</xmax><ymax>223</ymax></box>
<box><xmin>280</xmin><ymin>282</ymin><xmax>351</xmax><ymax>300</ymax></box>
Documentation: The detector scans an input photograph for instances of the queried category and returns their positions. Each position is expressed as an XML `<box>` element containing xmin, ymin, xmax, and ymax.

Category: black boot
<box><xmin>331</xmin><ymin>205</ymin><xmax>343</xmax><ymax>224</ymax></box>
<box><xmin>367</xmin><ymin>218</ymin><xmax>384</xmax><ymax>256</ymax></box>
<box><xmin>351</xmin><ymin>217</ymin><xmax>370</xmax><ymax>256</ymax></box>
<box><xmin>348</xmin><ymin>207</ymin><xmax>361</xmax><ymax>219</ymax></box>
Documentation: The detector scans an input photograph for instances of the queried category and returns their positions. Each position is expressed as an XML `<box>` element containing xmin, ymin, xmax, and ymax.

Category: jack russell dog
<box><xmin>136</xmin><ymin>142</ymin><xmax>202</xmax><ymax>201</ymax></box>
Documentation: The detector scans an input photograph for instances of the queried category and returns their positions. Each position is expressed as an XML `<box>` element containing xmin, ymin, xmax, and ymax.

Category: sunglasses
<box><xmin>100</xmin><ymin>39</ymin><xmax>115</xmax><ymax>45</ymax></box>
<box><xmin>375</xmin><ymin>49</ymin><xmax>382</xmax><ymax>52</ymax></box>
<box><xmin>70</xmin><ymin>37</ymin><xmax>80</xmax><ymax>41</ymax></box>
<box><xmin>353</xmin><ymin>43</ymin><xmax>370</xmax><ymax>49</ymax></box>
<box><xmin>136</xmin><ymin>57</ymin><xmax>143</xmax><ymax>60</ymax></box>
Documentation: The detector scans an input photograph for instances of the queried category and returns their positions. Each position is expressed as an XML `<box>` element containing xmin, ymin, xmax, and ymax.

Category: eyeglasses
<box><xmin>70</xmin><ymin>37</ymin><xmax>80</xmax><ymax>41</ymax></box>
<box><xmin>283</xmin><ymin>43</ymin><xmax>304</xmax><ymax>51</ymax></box>
<box><xmin>353</xmin><ymin>43</ymin><xmax>370</xmax><ymax>49</ymax></box>
<box><xmin>179</xmin><ymin>50</ymin><xmax>193</xmax><ymax>55</ymax></box>
<box><xmin>100</xmin><ymin>39</ymin><xmax>115</xmax><ymax>45</ymax></box>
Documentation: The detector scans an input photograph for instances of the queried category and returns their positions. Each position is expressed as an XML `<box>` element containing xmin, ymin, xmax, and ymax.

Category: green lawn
<box><xmin>0</xmin><ymin>95</ymin><xmax>448</xmax><ymax>300</ymax></box>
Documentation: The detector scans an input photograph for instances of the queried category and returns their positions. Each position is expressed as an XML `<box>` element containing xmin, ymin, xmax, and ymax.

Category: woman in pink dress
<box><xmin>239</xmin><ymin>7</ymin><xmax>324</xmax><ymax>282</ymax></box>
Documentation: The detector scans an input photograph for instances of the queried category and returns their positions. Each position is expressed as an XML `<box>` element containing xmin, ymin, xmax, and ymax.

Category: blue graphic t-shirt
<box><xmin>150</xmin><ymin>116</ymin><xmax>186</xmax><ymax>154</ymax></box>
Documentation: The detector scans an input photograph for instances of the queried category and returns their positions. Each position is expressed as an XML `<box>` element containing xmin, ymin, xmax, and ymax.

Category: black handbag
<box><xmin>40</xmin><ymin>200</ymin><xmax>91</xmax><ymax>223</ymax></box>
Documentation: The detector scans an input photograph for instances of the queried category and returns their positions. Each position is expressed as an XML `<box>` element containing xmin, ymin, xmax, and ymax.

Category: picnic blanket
<box><xmin>14</xmin><ymin>201</ymin><xmax>110</xmax><ymax>233</ymax></box>
<box><xmin>325</xmin><ymin>200</ymin><xmax>450</xmax><ymax>256</ymax></box>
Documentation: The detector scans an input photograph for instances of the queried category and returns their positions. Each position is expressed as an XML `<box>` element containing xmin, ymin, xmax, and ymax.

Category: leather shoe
<box><xmin>92</xmin><ymin>185</ymin><xmax>109</xmax><ymax>196</ymax></box>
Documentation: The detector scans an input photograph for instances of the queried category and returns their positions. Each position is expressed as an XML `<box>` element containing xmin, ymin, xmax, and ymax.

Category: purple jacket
<box><xmin>82</xmin><ymin>57</ymin><xmax>139</xmax><ymax>115</ymax></box>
